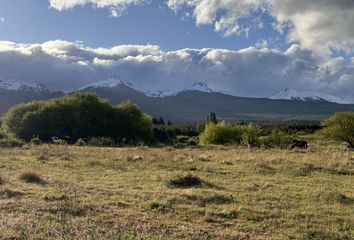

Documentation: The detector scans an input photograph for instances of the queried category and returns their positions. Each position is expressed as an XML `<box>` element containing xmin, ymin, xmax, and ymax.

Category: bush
<box><xmin>2</xmin><ymin>93</ymin><xmax>153</xmax><ymax>143</ymax></box>
<box><xmin>19</xmin><ymin>171</ymin><xmax>44</xmax><ymax>184</ymax></box>
<box><xmin>240</xmin><ymin>124</ymin><xmax>261</xmax><ymax>145</ymax></box>
<box><xmin>317</xmin><ymin>112</ymin><xmax>354</xmax><ymax>149</ymax></box>
<box><xmin>75</xmin><ymin>138</ymin><xmax>86</xmax><ymax>146</ymax></box>
<box><xmin>199</xmin><ymin>122</ymin><xmax>242</xmax><ymax>145</ymax></box>
<box><xmin>0</xmin><ymin>129</ymin><xmax>23</xmax><ymax>148</ymax></box>
<box><xmin>31</xmin><ymin>137</ymin><xmax>42</xmax><ymax>145</ymax></box>
<box><xmin>87</xmin><ymin>137</ymin><xmax>115</xmax><ymax>147</ymax></box>
<box><xmin>188</xmin><ymin>136</ymin><xmax>199</xmax><ymax>146</ymax></box>
<box><xmin>168</xmin><ymin>174</ymin><xmax>203</xmax><ymax>188</ymax></box>
<box><xmin>0</xmin><ymin>130</ymin><xmax>9</xmax><ymax>140</ymax></box>
<box><xmin>259</xmin><ymin>130</ymin><xmax>293</xmax><ymax>148</ymax></box>
<box><xmin>0</xmin><ymin>138</ymin><xmax>24</xmax><ymax>148</ymax></box>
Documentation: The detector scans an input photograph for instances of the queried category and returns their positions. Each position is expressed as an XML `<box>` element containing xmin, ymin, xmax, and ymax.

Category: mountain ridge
<box><xmin>1</xmin><ymin>78</ymin><xmax>354</xmax><ymax>122</ymax></box>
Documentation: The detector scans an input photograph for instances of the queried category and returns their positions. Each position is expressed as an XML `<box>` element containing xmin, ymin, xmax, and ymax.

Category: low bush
<box><xmin>240</xmin><ymin>124</ymin><xmax>262</xmax><ymax>145</ymax></box>
<box><xmin>0</xmin><ymin>130</ymin><xmax>24</xmax><ymax>148</ymax></box>
<box><xmin>175</xmin><ymin>135</ymin><xmax>190</xmax><ymax>144</ymax></box>
<box><xmin>87</xmin><ymin>137</ymin><xmax>115</xmax><ymax>147</ymax></box>
<box><xmin>55</xmin><ymin>197</ymin><xmax>87</xmax><ymax>217</ymax></box>
<box><xmin>31</xmin><ymin>137</ymin><xmax>42</xmax><ymax>145</ymax></box>
<box><xmin>0</xmin><ymin>130</ymin><xmax>9</xmax><ymax>139</ymax></box>
<box><xmin>200</xmin><ymin>122</ymin><xmax>242</xmax><ymax>145</ymax></box>
<box><xmin>168</xmin><ymin>174</ymin><xmax>203</xmax><ymax>188</ymax></box>
<box><xmin>259</xmin><ymin>130</ymin><xmax>293</xmax><ymax>148</ymax></box>
<box><xmin>0</xmin><ymin>189</ymin><xmax>23</xmax><ymax>199</ymax></box>
<box><xmin>0</xmin><ymin>138</ymin><xmax>24</xmax><ymax>148</ymax></box>
<box><xmin>19</xmin><ymin>171</ymin><xmax>44</xmax><ymax>184</ymax></box>
<box><xmin>188</xmin><ymin>136</ymin><xmax>199</xmax><ymax>146</ymax></box>
<box><xmin>75</xmin><ymin>138</ymin><xmax>86</xmax><ymax>146</ymax></box>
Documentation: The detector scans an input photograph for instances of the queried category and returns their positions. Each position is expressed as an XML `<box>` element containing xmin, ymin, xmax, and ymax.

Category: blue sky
<box><xmin>0</xmin><ymin>0</ymin><xmax>287</xmax><ymax>51</ymax></box>
<box><xmin>0</xmin><ymin>0</ymin><xmax>353</xmax><ymax>101</ymax></box>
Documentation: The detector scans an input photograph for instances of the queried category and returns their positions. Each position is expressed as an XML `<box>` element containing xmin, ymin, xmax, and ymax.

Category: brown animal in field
<box><xmin>291</xmin><ymin>140</ymin><xmax>308</xmax><ymax>150</ymax></box>
<box><xmin>248</xmin><ymin>140</ymin><xmax>261</xmax><ymax>149</ymax></box>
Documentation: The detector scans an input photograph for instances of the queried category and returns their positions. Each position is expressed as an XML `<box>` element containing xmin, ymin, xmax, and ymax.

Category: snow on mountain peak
<box><xmin>78</xmin><ymin>79</ymin><xmax>214</xmax><ymax>98</ymax></box>
<box><xmin>0</xmin><ymin>79</ymin><xmax>49</xmax><ymax>92</ymax></box>
<box><xmin>270</xmin><ymin>89</ymin><xmax>350</xmax><ymax>104</ymax></box>
<box><xmin>182</xmin><ymin>82</ymin><xmax>214</xmax><ymax>93</ymax></box>
<box><xmin>142</xmin><ymin>82</ymin><xmax>214</xmax><ymax>98</ymax></box>
<box><xmin>78</xmin><ymin>77</ymin><xmax>135</xmax><ymax>91</ymax></box>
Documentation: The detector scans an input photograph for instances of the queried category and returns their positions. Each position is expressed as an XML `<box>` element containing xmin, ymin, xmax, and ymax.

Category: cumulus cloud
<box><xmin>49</xmin><ymin>0</ymin><xmax>149</xmax><ymax>17</ymax></box>
<box><xmin>167</xmin><ymin>0</ymin><xmax>354</xmax><ymax>54</ymax></box>
<box><xmin>48</xmin><ymin>1</ymin><xmax>354</xmax><ymax>53</ymax></box>
<box><xmin>0</xmin><ymin>17</ymin><xmax>5</xmax><ymax>24</ymax></box>
<box><xmin>0</xmin><ymin>40</ymin><xmax>353</xmax><ymax>101</ymax></box>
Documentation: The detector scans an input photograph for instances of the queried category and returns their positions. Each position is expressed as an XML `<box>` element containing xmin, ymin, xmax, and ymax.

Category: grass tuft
<box><xmin>19</xmin><ymin>171</ymin><xmax>45</xmax><ymax>184</ymax></box>
<box><xmin>168</xmin><ymin>174</ymin><xmax>203</xmax><ymax>188</ymax></box>
<box><xmin>0</xmin><ymin>175</ymin><xmax>4</xmax><ymax>185</ymax></box>
<box><xmin>0</xmin><ymin>189</ymin><xmax>23</xmax><ymax>199</ymax></box>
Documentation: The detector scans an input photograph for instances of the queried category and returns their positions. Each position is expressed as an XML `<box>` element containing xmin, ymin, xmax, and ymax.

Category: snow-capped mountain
<box><xmin>181</xmin><ymin>82</ymin><xmax>214</xmax><ymax>93</ymax></box>
<box><xmin>143</xmin><ymin>82</ymin><xmax>214</xmax><ymax>98</ymax></box>
<box><xmin>270</xmin><ymin>89</ymin><xmax>350</xmax><ymax>104</ymax></box>
<box><xmin>78</xmin><ymin>77</ymin><xmax>135</xmax><ymax>91</ymax></box>
<box><xmin>0</xmin><ymin>79</ymin><xmax>49</xmax><ymax>92</ymax></box>
<box><xmin>78</xmin><ymin>79</ymin><xmax>214</xmax><ymax>98</ymax></box>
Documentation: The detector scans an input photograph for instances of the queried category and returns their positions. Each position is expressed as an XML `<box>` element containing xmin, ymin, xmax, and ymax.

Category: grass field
<box><xmin>1</xmin><ymin>138</ymin><xmax>354</xmax><ymax>239</ymax></box>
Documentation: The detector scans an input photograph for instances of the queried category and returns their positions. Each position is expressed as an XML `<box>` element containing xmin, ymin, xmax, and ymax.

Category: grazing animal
<box><xmin>248</xmin><ymin>141</ymin><xmax>261</xmax><ymax>149</ymax></box>
<box><xmin>291</xmin><ymin>140</ymin><xmax>308</xmax><ymax>150</ymax></box>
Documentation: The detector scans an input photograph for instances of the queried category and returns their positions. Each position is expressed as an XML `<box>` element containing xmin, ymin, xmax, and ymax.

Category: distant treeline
<box><xmin>0</xmin><ymin>93</ymin><xmax>324</xmax><ymax>146</ymax></box>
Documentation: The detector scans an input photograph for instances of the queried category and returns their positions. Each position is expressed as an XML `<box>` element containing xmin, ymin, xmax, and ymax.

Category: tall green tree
<box><xmin>206</xmin><ymin>112</ymin><xmax>218</xmax><ymax>125</ymax></box>
<box><xmin>317</xmin><ymin>112</ymin><xmax>354</xmax><ymax>148</ymax></box>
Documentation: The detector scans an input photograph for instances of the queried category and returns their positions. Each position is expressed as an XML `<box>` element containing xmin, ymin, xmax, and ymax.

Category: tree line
<box><xmin>0</xmin><ymin>93</ymin><xmax>353</xmax><ymax>149</ymax></box>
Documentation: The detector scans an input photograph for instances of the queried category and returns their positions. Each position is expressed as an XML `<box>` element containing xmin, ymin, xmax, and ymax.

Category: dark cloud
<box><xmin>0</xmin><ymin>40</ymin><xmax>353</xmax><ymax>101</ymax></box>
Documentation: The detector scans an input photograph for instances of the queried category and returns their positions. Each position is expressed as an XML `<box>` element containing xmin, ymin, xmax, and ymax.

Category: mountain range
<box><xmin>1</xmin><ymin>78</ymin><xmax>353</xmax><ymax>123</ymax></box>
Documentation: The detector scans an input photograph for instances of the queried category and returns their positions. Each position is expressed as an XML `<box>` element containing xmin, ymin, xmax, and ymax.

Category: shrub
<box><xmin>75</xmin><ymin>138</ymin><xmax>86</xmax><ymax>146</ymax></box>
<box><xmin>0</xmin><ymin>130</ymin><xmax>9</xmax><ymax>140</ymax></box>
<box><xmin>19</xmin><ymin>171</ymin><xmax>44</xmax><ymax>184</ymax></box>
<box><xmin>317</xmin><ymin>112</ymin><xmax>354</xmax><ymax>149</ymax></box>
<box><xmin>240</xmin><ymin>124</ymin><xmax>261</xmax><ymax>145</ymax></box>
<box><xmin>199</xmin><ymin>122</ymin><xmax>242</xmax><ymax>145</ymax></box>
<box><xmin>206</xmin><ymin>112</ymin><xmax>218</xmax><ymax>124</ymax></box>
<box><xmin>259</xmin><ymin>130</ymin><xmax>293</xmax><ymax>148</ymax></box>
<box><xmin>31</xmin><ymin>137</ymin><xmax>42</xmax><ymax>145</ymax></box>
<box><xmin>175</xmin><ymin>135</ymin><xmax>190</xmax><ymax>144</ymax></box>
<box><xmin>0</xmin><ymin>138</ymin><xmax>24</xmax><ymax>148</ymax></box>
<box><xmin>0</xmin><ymin>130</ymin><xmax>24</xmax><ymax>148</ymax></box>
<box><xmin>87</xmin><ymin>137</ymin><xmax>115</xmax><ymax>147</ymax></box>
<box><xmin>188</xmin><ymin>136</ymin><xmax>199</xmax><ymax>146</ymax></box>
<box><xmin>51</xmin><ymin>137</ymin><xmax>67</xmax><ymax>145</ymax></box>
<box><xmin>168</xmin><ymin>174</ymin><xmax>203</xmax><ymax>188</ymax></box>
<box><xmin>55</xmin><ymin>197</ymin><xmax>87</xmax><ymax>217</ymax></box>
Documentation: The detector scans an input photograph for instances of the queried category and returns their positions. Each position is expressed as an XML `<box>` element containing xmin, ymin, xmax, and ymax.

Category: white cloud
<box><xmin>48</xmin><ymin>1</ymin><xmax>354</xmax><ymax>53</ymax></box>
<box><xmin>0</xmin><ymin>17</ymin><xmax>5</xmax><ymax>24</ymax></box>
<box><xmin>0</xmin><ymin>40</ymin><xmax>353</xmax><ymax>101</ymax></box>
<box><xmin>167</xmin><ymin>0</ymin><xmax>354</xmax><ymax>54</ymax></box>
<box><xmin>49</xmin><ymin>0</ymin><xmax>149</xmax><ymax>17</ymax></box>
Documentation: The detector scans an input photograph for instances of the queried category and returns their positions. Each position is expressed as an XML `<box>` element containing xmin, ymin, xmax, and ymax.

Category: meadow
<box><xmin>0</xmin><ymin>137</ymin><xmax>354</xmax><ymax>240</ymax></box>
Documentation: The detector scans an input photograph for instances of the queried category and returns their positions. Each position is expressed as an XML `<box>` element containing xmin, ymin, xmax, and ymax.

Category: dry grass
<box><xmin>0</xmin><ymin>139</ymin><xmax>353</xmax><ymax>239</ymax></box>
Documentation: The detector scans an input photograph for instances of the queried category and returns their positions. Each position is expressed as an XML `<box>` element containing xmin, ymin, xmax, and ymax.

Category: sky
<box><xmin>0</xmin><ymin>0</ymin><xmax>354</xmax><ymax>101</ymax></box>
